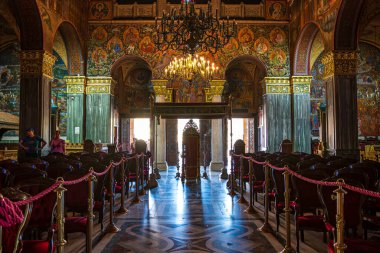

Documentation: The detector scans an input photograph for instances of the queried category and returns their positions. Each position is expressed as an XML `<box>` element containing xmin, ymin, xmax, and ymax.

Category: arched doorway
<box><xmin>293</xmin><ymin>22</ymin><xmax>326</xmax><ymax>154</ymax></box>
<box><xmin>111</xmin><ymin>55</ymin><xmax>153</xmax><ymax>152</ymax></box>
<box><xmin>224</xmin><ymin>55</ymin><xmax>266</xmax><ymax>161</ymax></box>
<box><xmin>52</xmin><ymin>21</ymin><xmax>84</xmax><ymax>143</ymax></box>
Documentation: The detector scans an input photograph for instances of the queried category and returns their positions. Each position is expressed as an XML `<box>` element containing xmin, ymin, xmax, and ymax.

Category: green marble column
<box><xmin>292</xmin><ymin>76</ymin><xmax>312</xmax><ymax>153</ymax></box>
<box><xmin>86</xmin><ymin>77</ymin><xmax>114</xmax><ymax>144</ymax></box>
<box><xmin>264</xmin><ymin>77</ymin><xmax>292</xmax><ymax>153</ymax></box>
<box><xmin>64</xmin><ymin>76</ymin><xmax>86</xmax><ymax>144</ymax></box>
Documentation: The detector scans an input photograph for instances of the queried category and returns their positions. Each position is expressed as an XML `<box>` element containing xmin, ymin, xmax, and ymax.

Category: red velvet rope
<box><xmin>235</xmin><ymin>154</ymin><xmax>380</xmax><ymax>198</ymax></box>
<box><xmin>0</xmin><ymin>196</ymin><xmax>24</xmax><ymax>227</ymax></box>
<box><xmin>8</xmin><ymin>153</ymin><xmax>143</xmax><ymax>206</ymax></box>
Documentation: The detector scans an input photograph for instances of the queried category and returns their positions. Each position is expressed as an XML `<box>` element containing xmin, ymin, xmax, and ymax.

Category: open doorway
<box><xmin>227</xmin><ymin>118</ymin><xmax>247</xmax><ymax>168</ymax></box>
<box><xmin>132</xmin><ymin>118</ymin><xmax>151</xmax><ymax>149</ymax></box>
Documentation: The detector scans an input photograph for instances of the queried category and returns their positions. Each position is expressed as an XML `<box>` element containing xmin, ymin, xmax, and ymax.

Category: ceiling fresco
<box><xmin>87</xmin><ymin>23</ymin><xmax>290</xmax><ymax>79</ymax></box>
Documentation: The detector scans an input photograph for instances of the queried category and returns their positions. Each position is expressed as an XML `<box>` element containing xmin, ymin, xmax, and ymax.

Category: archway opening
<box><xmin>111</xmin><ymin>56</ymin><xmax>153</xmax><ymax>151</ymax></box>
<box><xmin>224</xmin><ymin>55</ymin><xmax>266</xmax><ymax>165</ymax></box>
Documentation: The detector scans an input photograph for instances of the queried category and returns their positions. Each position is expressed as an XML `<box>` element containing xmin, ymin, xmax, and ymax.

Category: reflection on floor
<box><xmin>94</xmin><ymin>167</ymin><xmax>283</xmax><ymax>253</ymax></box>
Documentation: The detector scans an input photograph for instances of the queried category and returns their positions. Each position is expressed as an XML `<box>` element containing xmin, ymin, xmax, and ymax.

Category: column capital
<box><xmin>20</xmin><ymin>50</ymin><xmax>56</xmax><ymax>78</ymax></box>
<box><xmin>264</xmin><ymin>77</ymin><xmax>291</xmax><ymax>94</ymax></box>
<box><xmin>204</xmin><ymin>80</ymin><xmax>225</xmax><ymax>102</ymax></box>
<box><xmin>64</xmin><ymin>76</ymin><xmax>86</xmax><ymax>94</ymax></box>
<box><xmin>291</xmin><ymin>76</ymin><xmax>312</xmax><ymax>94</ymax></box>
<box><xmin>86</xmin><ymin>76</ymin><xmax>115</xmax><ymax>95</ymax></box>
<box><xmin>152</xmin><ymin>80</ymin><xmax>172</xmax><ymax>102</ymax></box>
<box><xmin>322</xmin><ymin>50</ymin><xmax>358</xmax><ymax>78</ymax></box>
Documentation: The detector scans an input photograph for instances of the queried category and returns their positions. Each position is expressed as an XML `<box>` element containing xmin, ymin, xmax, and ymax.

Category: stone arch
<box><xmin>8</xmin><ymin>0</ymin><xmax>43</xmax><ymax>50</ymax></box>
<box><xmin>110</xmin><ymin>55</ymin><xmax>152</xmax><ymax>78</ymax></box>
<box><xmin>224</xmin><ymin>55</ymin><xmax>267</xmax><ymax>115</ymax></box>
<box><xmin>334</xmin><ymin>0</ymin><xmax>365</xmax><ymax>50</ymax></box>
<box><xmin>293</xmin><ymin>22</ymin><xmax>324</xmax><ymax>75</ymax></box>
<box><xmin>53</xmin><ymin>21</ymin><xmax>84</xmax><ymax>75</ymax></box>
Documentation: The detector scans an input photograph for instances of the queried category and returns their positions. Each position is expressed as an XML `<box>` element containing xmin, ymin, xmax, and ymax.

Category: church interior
<box><xmin>1</xmin><ymin>0</ymin><xmax>380</xmax><ymax>252</ymax></box>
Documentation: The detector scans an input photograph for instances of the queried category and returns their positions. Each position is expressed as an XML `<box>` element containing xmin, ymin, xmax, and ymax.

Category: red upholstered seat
<box><xmin>21</xmin><ymin>240</ymin><xmax>55</xmax><ymax>253</ymax></box>
<box><xmin>297</xmin><ymin>215</ymin><xmax>325</xmax><ymax>230</ymax></box>
<box><xmin>65</xmin><ymin>216</ymin><xmax>88</xmax><ymax>234</ymax></box>
<box><xmin>327</xmin><ymin>238</ymin><xmax>380</xmax><ymax>253</ymax></box>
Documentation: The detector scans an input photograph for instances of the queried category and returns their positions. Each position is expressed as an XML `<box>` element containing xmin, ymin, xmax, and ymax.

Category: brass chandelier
<box><xmin>154</xmin><ymin>0</ymin><xmax>237</xmax><ymax>55</ymax></box>
<box><xmin>164</xmin><ymin>54</ymin><xmax>219</xmax><ymax>83</ymax></box>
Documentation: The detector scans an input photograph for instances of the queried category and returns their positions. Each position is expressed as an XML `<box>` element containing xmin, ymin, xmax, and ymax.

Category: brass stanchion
<box><xmin>259</xmin><ymin>163</ymin><xmax>273</xmax><ymax>232</ymax></box>
<box><xmin>228</xmin><ymin>153</ymin><xmax>237</xmax><ymax>196</ymax></box>
<box><xmin>55</xmin><ymin>180</ymin><xmax>67</xmax><ymax>253</ymax></box>
<box><xmin>333</xmin><ymin>179</ymin><xmax>347</xmax><ymax>253</ymax></box>
<box><xmin>105</xmin><ymin>164</ymin><xmax>120</xmax><ymax>233</ymax></box>
<box><xmin>140</xmin><ymin>155</ymin><xmax>146</xmax><ymax>195</ymax></box>
<box><xmin>117</xmin><ymin>160</ymin><xmax>128</xmax><ymax>214</ymax></box>
<box><xmin>146</xmin><ymin>155</ymin><xmax>158</xmax><ymax>189</ymax></box>
<box><xmin>238</xmin><ymin>157</ymin><xmax>248</xmax><ymax>204</ymax></box>
<box><xmin>86</xmin><ymin>172</ymin><xmax>96</xmax><ymax>253</ymax></box>
<box><xmin>245</xmin><ymin>159</ymin><xmax>256</xmax><ymax>214</ymax></box>
<box><xmin>280</xmin><ymin>169</ymin><xmax>296</xmax><ymax>253</ymax></box>
<box><xmin>132</xmin><ymin>156</ymin><xmax>142</xmax><ymax>203</ymax></box>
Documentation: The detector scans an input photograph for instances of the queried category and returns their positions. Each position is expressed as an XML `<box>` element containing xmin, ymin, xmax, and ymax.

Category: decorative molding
<box><xmin>322</xmin><ymin>51</ymin><xmax>358</xmax><ymax>78</ymax></box>
<box><xmin>20</xmin><ymin>50</ymin><xmax>56</xmax><ymax>78</ymax></box>
<box><xmin>152</xmin><ymin>80</ymin><xmax>169</xmax><ymax>97</ymax></box>
<box><xmin>291</xmin><ymin>76</ymin><xmax>312</xmax><ymax>94</ymax></box>
<box><xmin>165</xmin><ymin>88</ymin><xmax>173</xmax><ymax>103</ymax></box>
<box><xmin>64</xmin><ymin>76</ymin><xmax>86</xmax><ymax>94</ymax></box>
<box><xmin>204</xmin><ymin>80</ymin><xmax>225</xmax><ymax>102</ymax></box>
<box><xmin>264</xmin><ymin>77</ymin><xmax>291</xmax><ymax>94</ymax></box>
<box><xmin>86</xmin><ymin>76</ymin><xmax>115</xmax><ymax>95</ymax></box>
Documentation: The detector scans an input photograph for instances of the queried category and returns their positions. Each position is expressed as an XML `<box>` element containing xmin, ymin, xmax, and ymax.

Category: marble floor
<box><xmin>93</xmin><ymin>167</ymin><xmax>285</xmax><ymax>253</ymax></box>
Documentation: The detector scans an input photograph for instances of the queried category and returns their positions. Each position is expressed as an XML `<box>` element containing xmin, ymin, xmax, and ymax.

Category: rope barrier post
<box><xmin>238</xmin><ymin>156</ymin><xmax>248</xmax><ymax>204</ymax></box>
<box><xmin>105</xmin><ymin>163</ymin><xmax>120</xmax><ymax>233</ymax></box>
<box><xmin>333</xmin><ymin>179</ymin><xmax>347</xmax><ymax>253</ymax></box>
<box><xmin>280</xmin><ymin>168</ymin><xmax>296</xmax><ymax>253</ymax></box>
<box><xmin>86</xmin><ymin>172</ymin><xmax>96</xmax><ymax>253</ymax></box>
<box><xmin>132</xmin><ymin>155</ymin><xmax>142</xmax><ymax>204</ymax></box>
<box><xmin>258</xmin><ymin>163</ymin><xmax>273</xmax><ymax>232</ymax></box>
<box><xmin>228</xmin><ymin>152</ymin><xmax>236</xmax><ymax>196</ymax></box>
<box><xmin>140</xmin><ymin>155</ymin><xmax>146</xmax><ymax>195</ymax></box>
<box><xmin>146</xmin><ymin>155</ymin><xmax>158</xmax><ymax>189</ymax></box>
<box><xmin>117</xmin><ymin>160</ymin><xmax>128</xmax><ymax>214</ymax></box>
<box><xmin>245</xmin><ymin>159</ymin><xmax>255</xmax><ymax>214</ymax></box>
<box><xmin>55</xmin><ymin>180</ymin><xmax>67</xmax><ymax>253</ymax></box>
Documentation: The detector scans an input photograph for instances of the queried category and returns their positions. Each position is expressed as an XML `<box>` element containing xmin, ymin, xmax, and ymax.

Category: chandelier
<box><xmin>164</xmin><ymin>54</ymin><xmax>219</xmax><ymax>83</ymax></box>
<box><xmin>154</xmin><ymin>0</ymin><xmax>237</xmax><ymax>55</ymax></box>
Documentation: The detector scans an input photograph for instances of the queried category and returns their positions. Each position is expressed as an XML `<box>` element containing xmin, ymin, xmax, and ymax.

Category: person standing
<box><xmin>50</xmin><ymin>130</ymin><xmax>66</xmax><ymax>154</ymax></box>
<box><xmin>19</xmin><ymin>128</ymin><xmax>47</xmax><ymax>158</ymax></box>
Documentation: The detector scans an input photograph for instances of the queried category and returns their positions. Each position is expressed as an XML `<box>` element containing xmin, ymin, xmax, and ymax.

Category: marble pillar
<box><xmin>291</xmin><ymin>76</ymin><xmax>312</xmax><ymax>153</ymax></box>
<box><xmin>19</xmin><ymin>50</ymin><xmax>56</xmax><ymax>142</ymax></box>
<box><xmin>64</xmin><ymin>76</ymin><xmax>86</xmax><ymax>144</ymax></box>
<box><xmin>207</xmin><ymin>80</ymin><xmax>225</xmax><ymax>171</ymax></box>
<box><xmin>152</xmin><ymin>80</ymin><xmax>170</xmax><ymax>170</ymax></box>
<box><xmin>322</xmin><ymin>51</ymin><xmax>359</xmax><ymax>158</ymax></box>
<box><xmin>85</xmin><ymin>77</ymin><xmax>115</xmax><ymax>144</ymax></box>
<box><xmin>263</xmin><ymin>77</ymin><xmax>292</xmax><ymax>153</ymax></box>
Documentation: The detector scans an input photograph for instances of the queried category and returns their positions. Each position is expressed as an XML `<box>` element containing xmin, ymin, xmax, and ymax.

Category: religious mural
<box><xmin>310</xmin><ymin>52</ymin><xmax>326</xmax><ymax>137</ymax></box>
<box><xmin>0</xmin><ymin>44</ymin><xmax>20</xmax><ymax>116</ymax></box>
<box><xmin>0</xmin><ymin>43</ymin><xmax>20</xmax><ymax>141</ymax></box>
<box><xmin>87</xmin><ymin>23</ymin><xmax>290</xmax><ymax>78</ymax></box>
<box><xmin>357</xmin><ymin>42</ymin><xmax>380</xmax><ymax>137</ymax></box>
<box><xmin>291</xmin><ymin>0</ymin><xmax>341</xmax><ymax>52</ymax></box>
<box><xmin>89</xmin><ymin>0</ymin><xmax>113</xmax><ymax>20</ymax></box>
<box><xmin>52</xmin><ymin>51</ymin><xmax>68</xmax><ymax>136</ymax></box>
<box><xmin>310</xmin><ymin>42</ymin><xmax>380</xmax><ymax>138</ymax></box>
<box><xmin>266</xmin><ymin>0</ymin><xmax>288</xmax><ymax>21</ymax></box>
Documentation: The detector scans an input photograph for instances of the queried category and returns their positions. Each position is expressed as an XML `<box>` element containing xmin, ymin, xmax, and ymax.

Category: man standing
<box><xmin>19</xmin><ymin>128</ymin><xmax>47</xmax><ymax>158</ymax></box>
